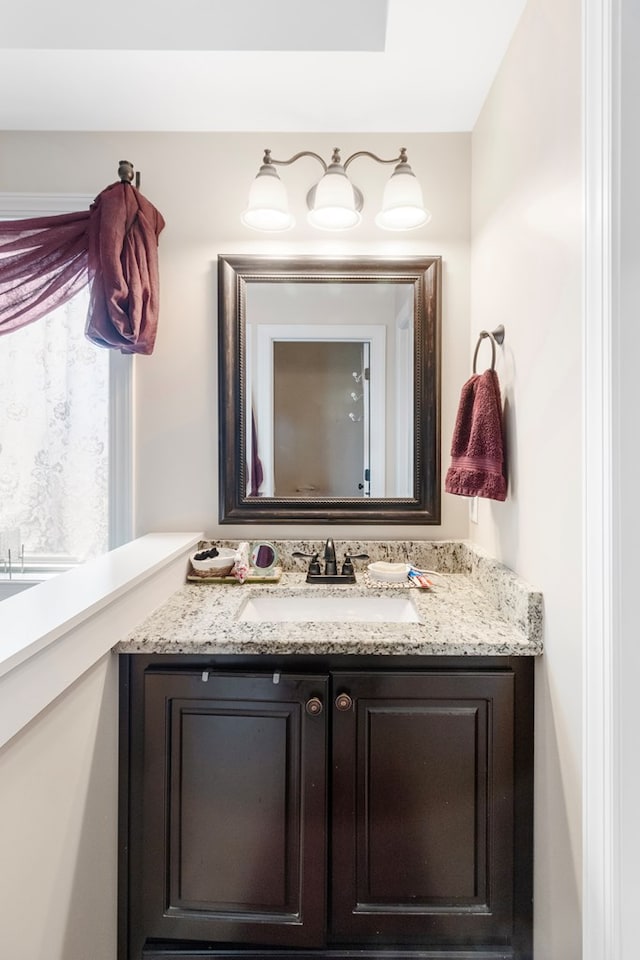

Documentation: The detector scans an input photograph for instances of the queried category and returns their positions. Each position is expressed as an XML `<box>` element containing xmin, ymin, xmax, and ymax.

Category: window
<box><xmin>0</xmin><ymin>194</ymin><xmax>132</xmax><ymax>572</ymax></box>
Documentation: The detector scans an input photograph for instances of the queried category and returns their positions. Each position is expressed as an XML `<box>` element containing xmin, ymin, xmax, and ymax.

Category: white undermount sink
<box><xmin>237</xmin><ymin>595</ymin><xmax>421</xmax><ymax>624</ymax></box>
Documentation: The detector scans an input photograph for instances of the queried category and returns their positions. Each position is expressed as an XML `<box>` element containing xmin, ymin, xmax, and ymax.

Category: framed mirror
<box><xmin>218</xmin><ymin>255</ymin><xmax>441</xmax><ymax>524</ymax></box>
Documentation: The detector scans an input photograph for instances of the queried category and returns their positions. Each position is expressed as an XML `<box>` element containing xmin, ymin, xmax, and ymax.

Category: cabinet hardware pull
<box><xmin>335</xmin><ymin>693</ymin><xmax>353</xmax><ymax>711</ymax></box>
<box><xmin>305</xmin><ymin>697</ymin><xmax>323</xmax><ymax>716</ymax></box>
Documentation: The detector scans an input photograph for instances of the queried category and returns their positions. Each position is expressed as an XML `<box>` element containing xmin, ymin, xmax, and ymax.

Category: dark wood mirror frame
<box><xmin>218</xmin><ymin>254</ymin><xmax>441</xmax><ymax>524</ymax></box>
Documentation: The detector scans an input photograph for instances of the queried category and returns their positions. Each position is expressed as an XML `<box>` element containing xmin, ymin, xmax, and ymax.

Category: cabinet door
<box><xmin>130</xmin><ymin>670</ymin><xmax>328</xmax><ymax>954</ymax></box>
<box><xmin>330</xmin><ymin>671</ymin><xmax>515</xmax><ymax>948</ymax></box>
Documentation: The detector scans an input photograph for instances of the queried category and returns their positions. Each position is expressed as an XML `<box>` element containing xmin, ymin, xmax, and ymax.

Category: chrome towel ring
<box><xmin>473</xmin><ymin>324</ymin><xmax>505</xmax><ymax>373</ymax></box>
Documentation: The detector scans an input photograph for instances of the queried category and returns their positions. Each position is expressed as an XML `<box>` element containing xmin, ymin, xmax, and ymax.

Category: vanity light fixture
<box><xmin>241</xmin><ymin>147</ymin><xmax>431</xmax><ymax>232</ymax></box>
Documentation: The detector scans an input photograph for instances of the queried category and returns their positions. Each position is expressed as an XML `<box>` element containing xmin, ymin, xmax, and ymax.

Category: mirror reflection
<box><xmin>217</xmin><ymin>255</ymin><xmax>441</xmax><ymax>524</ymax></box>
<box><xmin>245</xmin><ymin>282</ymin><xmax>414</xmax><ymax>499</ymax></box>
<box><xmin>250</xmin><ymin>541</ymin><xmax>278</xmax><ymax>571</ymax></box>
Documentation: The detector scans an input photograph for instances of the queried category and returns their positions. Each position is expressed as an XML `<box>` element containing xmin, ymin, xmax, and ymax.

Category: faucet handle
<box><xmin>292</xmin><ymin>551</ymin><xmax>321</xmax><ymax>577</ymax></box>
<box><xmin>341</xmin><ymin>553</ymin><xmax>369</xmax><ymax>576</ymax></box>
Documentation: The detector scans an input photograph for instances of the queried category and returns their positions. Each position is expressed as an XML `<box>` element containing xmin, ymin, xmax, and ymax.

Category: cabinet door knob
<box><xmin>305</xmin><ymin>696</ymin><xmax>323</xmax><ymax>716</ymax></box>
<box><xmin>335</xmin><ymin>693</ymin><xmax>353</xmax><ymax>712</ymax></box>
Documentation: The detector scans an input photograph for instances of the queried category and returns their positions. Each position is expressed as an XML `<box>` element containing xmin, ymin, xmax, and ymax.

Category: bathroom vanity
<box><xmin>117</xmin><ymin>542</ymin><xmax>541</xmax><ymax>960</ymax></box>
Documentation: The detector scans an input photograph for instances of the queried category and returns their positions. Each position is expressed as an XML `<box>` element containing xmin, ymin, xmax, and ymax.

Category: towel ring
<box><xmin>473</xmin><ymin>324</ymin><xmax>505</xmax><ymax>373</ymax></box>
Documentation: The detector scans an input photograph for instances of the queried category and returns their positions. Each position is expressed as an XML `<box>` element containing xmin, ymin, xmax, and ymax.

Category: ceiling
<box><xmin>0</xmin><ymin>0</ymin><xmax>527</xmax><ymax>132</ymax></box>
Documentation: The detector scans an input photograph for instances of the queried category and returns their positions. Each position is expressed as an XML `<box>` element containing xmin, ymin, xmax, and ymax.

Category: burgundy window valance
<box><xmin>0</xmin><ymin>179</ymin><xmax>165</xmax><ymax>355</ymax></box>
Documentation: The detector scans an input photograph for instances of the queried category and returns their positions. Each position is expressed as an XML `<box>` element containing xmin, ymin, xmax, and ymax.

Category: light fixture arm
<box><xmin>343</xmin><ymin>147</ymin><xmax>409</xmax><ymax>172</ymax></box>
<box><xmin>260</xmin><ymin>148</ymin><xmax>328</xmax><ymax>173</ymax></box>
<box><xmin>258</xmin><ymin>147</ymin><xmax>411</xmax><ymax>173</ymax></box>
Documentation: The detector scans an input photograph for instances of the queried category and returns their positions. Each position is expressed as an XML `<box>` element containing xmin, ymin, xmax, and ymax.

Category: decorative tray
<box><xmin>187</xmin><ymin>566</ymin><xmax>283</xmax><ymax>584</ymax></box>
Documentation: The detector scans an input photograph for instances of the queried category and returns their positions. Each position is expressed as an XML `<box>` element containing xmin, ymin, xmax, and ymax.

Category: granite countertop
<box><xmin>117</xmin><ymin>541</ymin><xmax>543</xmax><ymax>657</ymax></box>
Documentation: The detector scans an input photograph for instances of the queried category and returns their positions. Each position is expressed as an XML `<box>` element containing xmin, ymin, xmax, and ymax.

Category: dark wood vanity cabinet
<box><xmin>120</xmin><ymin>655</ymin><xmax>533</xmax><ymax>960</ymax></box>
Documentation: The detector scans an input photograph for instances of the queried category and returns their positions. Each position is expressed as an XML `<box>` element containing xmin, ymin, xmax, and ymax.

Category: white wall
<box><xmin>0</xmin><ymin>131</ymin><xmax>471</xmax><ymax>542</ymax></box>
<box><xmin>470</xmin><ymin>0</ymin><xmax>582</xmax><ymax>956</ymax></box>
<box><xmin>0</xmin><ymin>653</ymin><xmax>118</xmax><ymax>960</ymax></box>
<box><xmin>0</xmin><ymin>536</ymin><xmax>198</xmax><ymax>960</ymax></box>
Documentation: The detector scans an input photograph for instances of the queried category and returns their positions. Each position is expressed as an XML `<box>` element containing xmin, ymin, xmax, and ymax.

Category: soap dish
<box><xmin>189</xmin><ymin>547</ymin><xmax>237</xmax><ymax>578</ymax></box>
<box><xmin>367</xmin><ymin>561</ymin><xmax>411</xmax><ymax>583</ymax></box>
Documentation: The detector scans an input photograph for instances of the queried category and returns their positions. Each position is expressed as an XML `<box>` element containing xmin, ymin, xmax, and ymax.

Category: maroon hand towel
<box><xmin>445</xmin><ymin>368</ymin><xmax>507</xmax><ymax>501</ymax></box>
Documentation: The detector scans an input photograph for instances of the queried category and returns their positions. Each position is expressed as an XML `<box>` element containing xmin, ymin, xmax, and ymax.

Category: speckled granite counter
<box><xmin>117</xmin><ymin>540</ymin><xmax>543</xmax><ymax>657</ymax></box>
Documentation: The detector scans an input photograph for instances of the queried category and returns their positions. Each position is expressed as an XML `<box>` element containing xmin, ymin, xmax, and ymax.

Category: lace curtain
<box><xmin>0</xmin><ymin>289</ymin><xmax>109</xmax><ymax>561</ymax></box>
<box><xmin>0</xmin><ymin>180</ymin><xmax>164</xmax><ymax>563</ymax></box>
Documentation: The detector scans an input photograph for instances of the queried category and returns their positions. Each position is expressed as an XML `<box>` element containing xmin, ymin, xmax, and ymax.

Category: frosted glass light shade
<box><xmin>241</xmin><ymin>167</ymin><xmax>294</xmax><ymax>231</ymax></box>
<box><xmin>307</xmin><ymin>166</ymin><xmax>361</xmax><ymax>230</ymax></box>
<box><xmin>375</xmin><ymin>166</ymin><xmax>431</xmax><ymax>231</ymax></box>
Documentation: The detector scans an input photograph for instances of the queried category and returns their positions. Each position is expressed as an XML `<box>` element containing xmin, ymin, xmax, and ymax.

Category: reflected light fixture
<box><xmin>241</xmin><ymin>147</ymin><xmax>431</xmax><ymax>232</ymax></box>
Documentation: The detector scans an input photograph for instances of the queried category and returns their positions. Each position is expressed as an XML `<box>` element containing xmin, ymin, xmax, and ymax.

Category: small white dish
<box><xmin>190</xmin><ymin>547</ymin><xmax>237</xmax><ymax>577</ymax></box>
<box><xmin>367</xmin><ymin>561</ymin><xmax>411</xmax><ymax>583</ymax></box>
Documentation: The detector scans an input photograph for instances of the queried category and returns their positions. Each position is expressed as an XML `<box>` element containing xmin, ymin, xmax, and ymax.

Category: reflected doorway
<box><xmin>273</xmin><ymin>340</ymin><xmax>371</xmax><ymax>498</ymax></box>
<box><xmin>248</xmin><ymin>323</ymin><xmax>389</xmax><ymax>498</ymax></box>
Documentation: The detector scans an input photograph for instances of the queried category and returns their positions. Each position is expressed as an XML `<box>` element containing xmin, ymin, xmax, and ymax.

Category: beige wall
<box><xmin>0</xmin><ymin>653</ymin><xmax>118</xmax><ymax>960</ymax></box>
<box><xmin>471</xmin><ymin>0</ymin><xmax>582</xmax><ymax>956</ymax></box>
<box><xmin>0</xmin><ymin>130</ymin><xmax>471</xmax><ymax>543</ymax></box>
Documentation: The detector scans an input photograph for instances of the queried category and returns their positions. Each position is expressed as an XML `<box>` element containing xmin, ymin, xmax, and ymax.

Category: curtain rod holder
<box><xmin>117</xmin><ymin>160</ymin><xmax>141</xmax><ymax>189</ymax></box>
